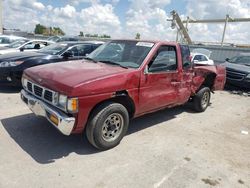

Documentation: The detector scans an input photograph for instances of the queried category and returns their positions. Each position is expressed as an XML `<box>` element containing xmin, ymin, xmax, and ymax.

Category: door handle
<box><xmin>171</xmin><ymin>80</ymin><xmax>181</xmax><ymax>86</ymax></box>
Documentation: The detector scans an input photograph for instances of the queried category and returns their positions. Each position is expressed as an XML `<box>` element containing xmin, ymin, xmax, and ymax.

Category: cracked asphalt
<box><xmin>0</xmin><ymin>87</ymin><xmax>249</xmax><ymax>188</ymax></box>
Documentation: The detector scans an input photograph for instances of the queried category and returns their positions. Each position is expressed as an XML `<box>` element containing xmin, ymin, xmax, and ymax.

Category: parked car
<box><xmin>0</xmin><ymin>35</ymin><xmax>26</xmax><ymax>47</ymax></box>
<box><xmin>48</xmin><ymin>35</ymin><xmax>79</xmax><ymax>42</ymax></box>
<box><xmin>0</xmin><ymin>39</ymin><xmax>54</xmax><ymax>55</ymax></box>
<box><xmin>20</xmin><ymin>40</ymin><xmax>226</xmax><ymax>150</ymax></box>
<box><xmin>0</xmin><ymin>41</ymin><xmax>104</xmax><ymax>86</ymax></box>
<box><xmin>191</xmin><ymin>48</ymin><xmax>214</xmax><ymax>65</ymax></box>
<box><xmin>224</xmin><ymin>53</ymin><xmax>250</xmax><ymax>89</ymax></box>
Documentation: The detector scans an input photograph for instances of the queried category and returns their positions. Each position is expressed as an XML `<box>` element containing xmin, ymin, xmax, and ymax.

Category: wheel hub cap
<box><xmin>102</xmin><ymin>113</ymin><xmax>124</xmax><ymax>142</ymax></box>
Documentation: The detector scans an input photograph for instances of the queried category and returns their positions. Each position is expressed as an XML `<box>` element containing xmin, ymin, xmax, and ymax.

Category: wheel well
<box><xmin>87</xmin><ymin>91</ymin><xmax>136</xmax><ymax>122</ymax></box>
<box><xmin>201</xmin><ymin>73</ymin><xmax>216</xmax><ymax>90</ymax></box>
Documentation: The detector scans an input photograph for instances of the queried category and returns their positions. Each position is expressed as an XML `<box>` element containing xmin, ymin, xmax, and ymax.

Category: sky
<box><xmin>3</xmin><ymin>0</ymin><xmax>250</xmax><ymax>44</ymax></box>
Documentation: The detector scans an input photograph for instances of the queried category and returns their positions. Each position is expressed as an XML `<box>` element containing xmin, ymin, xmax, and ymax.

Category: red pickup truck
<box><xmin>20</xmin><ymin>40</ymin><xmax>226</xmax><ymax>150</ymax></box>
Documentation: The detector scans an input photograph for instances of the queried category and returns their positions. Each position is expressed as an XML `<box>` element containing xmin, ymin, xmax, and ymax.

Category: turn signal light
<box><xmin>50</xmin><ymin>114</ymin><xmax>59</xmax><ymax>126</ymax></box>
<box><xmin>67</xmin><ymin>98</ymin><xmax>78</xmax><ymax>113</ymax></box>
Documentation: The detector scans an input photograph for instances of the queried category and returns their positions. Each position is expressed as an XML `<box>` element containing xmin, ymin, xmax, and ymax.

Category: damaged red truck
<box><xmin>20</xmin><ymin>40</ymin><xmax>226</xmax><ymax>150</ymax></box>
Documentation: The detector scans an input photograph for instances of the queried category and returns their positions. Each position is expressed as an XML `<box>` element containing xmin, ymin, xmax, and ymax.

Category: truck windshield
<box><xmin>228</xmin><ymin>56</ymin><xmax>250</xmax><ymax>66</ymax></box>
<box><xmin>87</xmin><ymin>40</ymin><xmax>154</xmax><ymax>68</ymax></box>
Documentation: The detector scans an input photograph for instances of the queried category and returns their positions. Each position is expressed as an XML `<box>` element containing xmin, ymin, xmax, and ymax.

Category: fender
<box><xmin>192</xmin><ymin>65</ymin><xmax>226</xmax><ymax>93</ymax></box>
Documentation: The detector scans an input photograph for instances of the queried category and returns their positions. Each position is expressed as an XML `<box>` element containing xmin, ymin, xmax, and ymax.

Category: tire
<box><xmin>86</xmin><ymin>102</ymin><xmax>129</xmax><ymax>150</ymax></box>
<box><xmin>193</xmin><ymin>87</ymin><xmax>211</xmax><ymax>112</ymax></box>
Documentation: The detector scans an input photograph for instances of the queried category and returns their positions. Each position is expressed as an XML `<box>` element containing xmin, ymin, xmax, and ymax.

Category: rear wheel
<box><xmin>193</xmin><ymin>87</ymin><xmax>211</xmax><ymax>112</ymax></box>
<box><xmin>86</xmin><ymin>102</ymin><xmax>129</xmax><ymax>150</ymax></box>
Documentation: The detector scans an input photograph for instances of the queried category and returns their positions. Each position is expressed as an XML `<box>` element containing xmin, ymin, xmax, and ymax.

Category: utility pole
<box><xmin>0</xmin><ymin>0</ymin><xmax>3</xmax><ymax>34</ymax></box>
<box><xmin>221</xmin><ymin>15</ymin><xmax>229</xmax><ymax>46</ymax></box>
<box><xmin>182</xmin><ymin>15</ymin><xmax>250</xmax><ymax>46</ymax></box>
<box><xmin>167</xmin><ymin>10</ymin><xmax>192</xmax><ymax>44</ymax></box>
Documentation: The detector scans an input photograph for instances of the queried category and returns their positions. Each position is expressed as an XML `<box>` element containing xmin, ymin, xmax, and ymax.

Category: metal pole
<box><xmin>221</xmin><ymin>14</ymin><xmax>229</xmax><ymax>46</ymax></box>
<box><xmin>176</xmin><ymin>30</ymin><xmax>179</xmax><ymax>42</ymax></box>
<box><xmin>0</xmin><ymin>0</ymin><xmax>3</xmax><ymax>34</ymax></box>
<box><xmin>185</xmin><ymin>16</ymin><xmax>189</xmax><ymax>31</ymax></box>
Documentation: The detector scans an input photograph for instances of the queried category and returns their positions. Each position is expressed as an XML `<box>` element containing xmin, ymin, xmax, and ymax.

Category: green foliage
<box><xmin>34</xmin><ymin>24</ymin><xmax>65</xmax><ymax>36</ymax></box>
<box><xmin>79</xmin><ymin>31</ymin><xmax>84</xmax><ymax>36</ymax></box>
<box><xmin>34</xmin><ymin>24</ymin><xmax>46</xmax><ymax>34</ymax></box>
<box><xmin>84</xmin><ymin>33</ymin><xmax>111</xmax><ymax>38</ymax></box>
<box><xmin>135</xmin><ymin>33</ymin><xmax>141</xmax><ymax>39</ymax></box>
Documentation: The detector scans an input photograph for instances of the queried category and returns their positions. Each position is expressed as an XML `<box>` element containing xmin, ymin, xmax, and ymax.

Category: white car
<box><xmin>191</xmin><ymin>48</ymin><xmax>214</xmax><ymax>65</ymax></box>
<box><xmin>0</xmin><ymin>39</ymin><xmax>54</xmax><ymax>55</ymax></box>
<box><xmin>0</xmin><ymin>35</ymin><xmax>27</xmax><ymax>47</ymax></box>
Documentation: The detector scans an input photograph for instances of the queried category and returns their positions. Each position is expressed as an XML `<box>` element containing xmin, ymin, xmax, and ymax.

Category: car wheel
<box><xmin>193</xmin><ymin>87</ymin><xmax>211</xmax><ymax>112</ymax></box>
<box><xmin>86</xmin><ymin>102</ymin><xmax>129</xmax><ymax>150</ymax></box>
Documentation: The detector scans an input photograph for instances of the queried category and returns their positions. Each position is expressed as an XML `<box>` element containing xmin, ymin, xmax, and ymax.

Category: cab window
<box><xmin>148</xmin><ymin>45</ymin><xmax>177</xmax><ymax>72</ymax></box>
<box><xmin>180</xmin><ymin>45</ymin><xmax>191</xmax><ymax>69</ymax></box>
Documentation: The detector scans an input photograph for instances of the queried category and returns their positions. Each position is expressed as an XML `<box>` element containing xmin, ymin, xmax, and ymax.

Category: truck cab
<box><xmin>20</xmin><ymin>40</ymin><xmax>226</xmax><ymax>150</ymax></box>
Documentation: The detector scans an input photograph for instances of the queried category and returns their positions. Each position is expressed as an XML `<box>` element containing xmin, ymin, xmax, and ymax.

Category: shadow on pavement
<box><xmin>127</xmin><ymin>105</ymin><xmax>190</xmax><ymax>135</ymax></box>
<box><xmin>1</xmin><ymin>113</ymin><xmax>99</xmax><ymax>164</ymax></box>
<box><xmin>1</xmin><ymin>105</ymin><xmax>193</xmax><ymax>164</ymax></box>
<box><xmin>224</xmin><ymin>84</ymin><xmax>250</xmax><ymax>95</ymax></box>
<box><xmin>0</xmin><ymin>85</ymin><xmax>22</xmax><ymax>93</ymax></box>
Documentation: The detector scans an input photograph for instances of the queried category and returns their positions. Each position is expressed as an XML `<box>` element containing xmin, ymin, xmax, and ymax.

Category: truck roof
<box><xmin>110</xmin><ymin>39</ymin><xmax>180</xmax><ymax>46</ymax></box>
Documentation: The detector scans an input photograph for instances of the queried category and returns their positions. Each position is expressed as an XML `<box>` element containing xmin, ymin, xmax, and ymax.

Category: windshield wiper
<box><xmin>99</xmin><ymin>60</ymin><xmax>128</xmax><ymax>69</ymax></box>
<box><xmin>83</xmin><ymin>57</ymin><xmax>97</xmax><ymax>63</ymax></box>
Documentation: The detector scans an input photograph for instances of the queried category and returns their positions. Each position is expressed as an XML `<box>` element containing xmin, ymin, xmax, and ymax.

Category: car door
<box><xmin>64</xmin><ymin>44</ymin><xmax>92</xmax><ymax>60</ymax></box>
<box><xmin>139</xmin><ymin>45</ymin><xmax>180</xmax><ymax>113</ymax></box>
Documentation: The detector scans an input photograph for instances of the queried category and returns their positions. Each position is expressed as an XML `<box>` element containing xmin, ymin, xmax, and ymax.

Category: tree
<box><xmin>100</xmin><ymin>34</ymin><xmax>111</xmax><ymax>38</ymax></box>
<box><xmin>53</xmin><ymin>27</ymin><xmax>65</xmax><ymax>35</ymax></box>
<box><xmin>79</xmin><ymin>31</ymin><xmax>84</xmax><ymax>36</ymax></box>
<box><xmin>34</xmin><ymin>24</ymin><xmax>46</xmax><ymax>34</ymax></box>
<box><xmin>135</xmin><ymin>33</ymin><xmax>141</xmax><ymax>39</ymax></box>
<box><xmin>34</xmin><ymin>24</ymin><xmax>65</xmax><ymax>36</ymax></box>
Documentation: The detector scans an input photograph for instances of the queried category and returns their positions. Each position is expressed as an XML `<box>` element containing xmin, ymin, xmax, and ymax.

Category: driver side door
<box><xmin>139</xmin><ymin>45</ymin><xmax>180</xmax><ymax>114</ymax></box>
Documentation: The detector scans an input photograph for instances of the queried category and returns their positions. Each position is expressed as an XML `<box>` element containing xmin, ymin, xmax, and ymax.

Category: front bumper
<box><xmin>0</xmin><ymin>68</ymin><xmax>22</xmax><ymax>86</ymax></box>
<box><xmin>21</xmin><ymin>89</ymin><xmax>75</xmax><ymax>135</ymax></box>
<box><xmin>226</xmin><ymin>78</ymin><xmax>250</xmax><ymax>89</ymax></box>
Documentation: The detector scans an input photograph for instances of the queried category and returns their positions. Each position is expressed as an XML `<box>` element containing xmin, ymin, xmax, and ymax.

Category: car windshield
<box><xmin>48</xmin><ymin>36</ymin><xmax>60</xmax><ymax>42</ymax></box>
<box><xmin>7</xmin><ymin>39</ymin><xmax>29</xmax><ymax>48</ymax></box>
<box><xmin>87</xmin><ymin>40</ymin><xmax>154</xmax><ymax>68</ymax></box>
<box><xmin>37</xmin><ymin>43</ymin><xmax>69</xmax><ymax>55</ymax></box>
<box><xmin>228</xmin><ymin>56</ymin><xmax>250</xmax><ymax>66</ymax></box>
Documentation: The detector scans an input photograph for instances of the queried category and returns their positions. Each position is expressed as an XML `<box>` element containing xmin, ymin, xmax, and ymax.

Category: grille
<box><xmin>44</xmin><ymin>90</ymin><xmax>53</xmax><ymax>102</ymax></box>
<box><xmin>34</xmin><ymin>85</ymin><xmax>43</xmax><ymax>97</ymax></box>
<box><xmin>226</xmin><ymin>68</ymin><xmax>247</xmax><ymax>81</ymax></box>
<box><xmin>27</xmin><ymin>82</ymin><xmax>33</xmax><ymax>92</ymax></box>
<box><xmin>26</xmin><ymin>81</ymin><xmax>55</xmax><ymax>103</ymax></box>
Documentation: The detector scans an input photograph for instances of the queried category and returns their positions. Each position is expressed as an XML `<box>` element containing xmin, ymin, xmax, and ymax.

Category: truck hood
<box><xmin>224</xmin><ymin>62</ymin><xmax>250</xmax><ymax>73</ymax></box>
<box><xmin>24</xmin><ymin>60</ymin><xmax>139</xmax><ymax>96</ymax></box>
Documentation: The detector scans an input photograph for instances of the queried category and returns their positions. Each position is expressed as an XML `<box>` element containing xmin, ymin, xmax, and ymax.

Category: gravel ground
<box><xmin>0</xmin><ymin>87</ymin><xmax>249</xmax><ymax>188</ymax></box>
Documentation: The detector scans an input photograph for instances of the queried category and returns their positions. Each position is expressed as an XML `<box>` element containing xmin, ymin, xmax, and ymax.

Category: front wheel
<box><xmin>86</xmin><ymin>102</ymin><xmax>129</xmax><ymax>150</ymax></box>
<box><xmin>193</xmin><ymin>87</ymin><xmax>211</xmax><ymax>112</ymax></box>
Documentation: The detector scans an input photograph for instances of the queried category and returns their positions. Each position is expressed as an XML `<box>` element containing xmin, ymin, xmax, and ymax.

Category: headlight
<box><xmin>58</xmin><ymin>94</ymin><xmax>67</xmax><ymax>110</ymax></box>
<box><xmin>0</xmin><ymin>61</ymin><xmax>24</xmax><ymax>67</ymax></box>
<box><xmin>54</xmin><ymin>93</ymin><xmax>78</xmax><ymax>113</ymax></box>
<box><xmin>67</xmin><ymin>98</ymin><xmax>78</xmax><ymax>113</ymax></box>
<box><xmin>21</xmin><ymin>77</ymin><xmax>28</xmax><ymax>89</ymax></box>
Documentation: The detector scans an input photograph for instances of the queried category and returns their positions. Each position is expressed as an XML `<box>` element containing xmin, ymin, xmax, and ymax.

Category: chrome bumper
<box><xmin>20</xmin><ymin>89</ymin><xmax>75</xmax><ymax>135</ymax></box>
